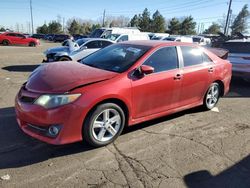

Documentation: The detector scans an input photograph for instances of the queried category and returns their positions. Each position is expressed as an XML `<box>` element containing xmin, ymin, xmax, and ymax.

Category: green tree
<box><xmin>203</xmin><ymin>22</ymin><xmax>221</xmax><ymax>34</ymax></box>
<box><xmin>168</xmin><ymin>18</ymin><xmax>181</xmax><ymax>34</ymax></box>
<box><xmin>151</xmin><ymin>10</ymin><xmax>165</xmax><ymax>33</ymax></box>
<box><xmin>48</xmin><ymin>21</ymin><xmax>62</xmax><ymax>34</ymax></box>
<box><xmin>180</xmin><ymin>16</ymin><xmax>196</xmax><ymax>35</ymax></box>
<box><xmin>36</xmin><ymin>24</ymin><xmax>48</xmax><ymax>34</ymax></box>
<box><xmin>139</xmin><ymin>8</ymin><xmax>151</xmax><ymax>32</ymax></box>
<box><xmin>91</xmin><ymin>24</ymin><xmax>101</xmax><ymax>31</ymax></box>
<box><xmin>0</xmin><ymin>27</ymin><xmax>5</xmax><ymax>32</ymax></box>
<box><xmin>68</xmin><ymin>19</ymin><xmax>81</xmax><ymax>35</ymax></box>
<box><xmin>130</xmin><ymin>14</ymin><xmax>140</xmax><ymax>27</ymax></box>
<box><xmin>231</xmin><ymin>4</ymin><xmax>249</xmax><ymax>34</ymax></box>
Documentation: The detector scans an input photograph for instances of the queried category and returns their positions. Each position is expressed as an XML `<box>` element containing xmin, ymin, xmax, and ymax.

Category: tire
<box><xmin>203</xmin><ymin>82</ymin><xmax>220</xmax><ymax>110</ymax></box>
<box><xmin>83</xmin><ymin>103</ymin><xmax>126</xmax><ymax>147</ymax></box>
<box><xmin>58</xmin><ymin>56</ymin><xmax>71</xmax><ymax>61</ymax></box>
<box><xmin>2</xmin><ymin>40</ymin><xmax>9</xmax><ymax>46</ymax></box>
<box><xmin>29</xmin><ymin>42</ymin><xmax>36</xmax><ymax>47</ymax></box>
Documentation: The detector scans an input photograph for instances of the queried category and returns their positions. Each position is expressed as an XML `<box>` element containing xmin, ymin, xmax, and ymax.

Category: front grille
<box><xmin>20</xmin><ymin>96</ymin><xmax>36</xmax><ymax>103</ymax></box>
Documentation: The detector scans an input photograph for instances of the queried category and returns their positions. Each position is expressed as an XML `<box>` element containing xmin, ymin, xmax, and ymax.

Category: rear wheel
<box><xmin>203</xmin><ymin>83</ymin><xmax>220</xmax><ymax>110</ymax></box>
<box><xmin>2</xmin><ymin>40</ymin><xmax>9</xmax><ymax>46</ymax></box>
<box><xmin>83</xmin><ymin>103</ymin><xmax>125</xmax><ymax>147</ymax></box>
<box><xmin>58</xmin><ymin>56</ymin><xmax>71</xmax><ymax>61</ymax></box>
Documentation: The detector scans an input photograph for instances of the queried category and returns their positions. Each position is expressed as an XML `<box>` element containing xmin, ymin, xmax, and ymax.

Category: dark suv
<box><xmin>53</xmin><ymin>34</ymin><xmax>72</xmax><ymax>42</ymax></box>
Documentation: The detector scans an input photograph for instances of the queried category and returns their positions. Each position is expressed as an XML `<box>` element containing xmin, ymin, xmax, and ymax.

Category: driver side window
<box><xmin>143</xmin><ymin>47</ymin><xmax>178</xmax><ymax>73</ymax></box>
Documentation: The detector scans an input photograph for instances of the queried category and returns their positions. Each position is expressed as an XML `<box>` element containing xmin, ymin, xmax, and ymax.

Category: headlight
<box><xmin>34</xmin><ymin>94</ymin><xmax>81</xmax><ymax>109</ymax></box>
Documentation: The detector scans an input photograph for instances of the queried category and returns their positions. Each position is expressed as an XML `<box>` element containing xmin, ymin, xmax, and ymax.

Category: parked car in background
<box><xmin>16</xmin><ymin>41</ymin><xmax>231</xmax><ymax>147</ymax></box>
<box><xmin>105</xmin><ymin>33</ymin><xmax>149</xmax><ymax>42</ymax></box>
<box><xmin>73</xmin><ymin>34</ymin><xmax>88</xmax><ymax>40</ymax></box>
<box><xmin>192</xmin><ymin>36</ymin><xmax>211</xmax><ymax>46</ymax></box>
<box><xmin>0</xmin><ymin>32</ymin><xmax>40</xmax><ymax>46</ymax></box>
<box><xmin>151</xmin><ymin>33</ymin><xmax>170</xmax><ymax>40</ymax></box>
<box><xmin>31</xmin><ymin>34</ymin><xmax>45</xmax><ymax>39</ymax></box>
<box><xmin>221</xmin><ymin>39</ymin><xmax>250</xmax><ymax>82</ymax></box>
<box><xmin>53</xmin><ymin>34</ymin><xmax>72</xmax><ymax>42</ymax></box>
<box><xmin>44</xmin><ymin>34</ymin><xmax>55</xmax><ymax>41</ymax></box>
<box><xmin>163</xmin><ymin>36</ymin><xmax>193</xmax><ymax>43</ymax></box>
<box><xmin>43</xmin><ymin>38</ymin><xmax>114</xmax><ymax>62</ymax></box>
<box><xmin>100</xmin><ymin>27</ymin><xmax>141</xmax><ymax>38</ymax></box>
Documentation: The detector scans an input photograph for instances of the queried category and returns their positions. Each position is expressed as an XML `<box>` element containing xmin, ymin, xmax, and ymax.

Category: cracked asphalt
<box><xmin>0</xmin><ymin>42</ymin><xmax>250</xmax><ymax>188</ymax></box>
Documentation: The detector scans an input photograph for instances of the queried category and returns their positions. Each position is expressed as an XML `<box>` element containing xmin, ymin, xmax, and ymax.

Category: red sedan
<box><xmin>0</xmin><ymin>32</ymin><xmax>40</xmax><ymax>47</ymax></box>
<box><xmin>15</xmin><ymin>41</ymin><xmax>232</xmax><ymax>147</ymax></box>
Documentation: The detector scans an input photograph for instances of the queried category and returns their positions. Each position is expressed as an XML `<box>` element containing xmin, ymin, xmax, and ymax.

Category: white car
<box><xmin>162</xmin><ymin>35</ymin><xmax>193</xmax><ymax>43</ymax></box>
<box><xmin>151</xmin><ymin>33</ymin><xmax>170</xmax><ymax>40</ymax></box>
<box><xmin>105</xmin><ymin>33</ymin><xmax>149</xmax><ymax>42</ymax></box>
<box><xmin>192</xmin><ymin>36</ymin><xmax>211</xmax><ymax>46</ymax></box>
<box><xmin>44</xmin><ymin>38</ymin><xmax>114</xmax><ymax>62</ymax></box>
<box><xmin>221</xmin><ymin>39</ymin><xmax>250</xmax><ymax>82</ymax></box>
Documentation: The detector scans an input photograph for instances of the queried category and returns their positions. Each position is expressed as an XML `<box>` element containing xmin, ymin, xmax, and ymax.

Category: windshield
<box><xmin>76</xmin><ymin>38</ymin><xmax>89</xmax><ymax>46</ymax></box>
<box><xmin>151</xmin><ymin>36</ymin><xmax>162</xmax><ymax>40</ymax></box>
<box><xmin>193</xmin><ymin>37</ymin><xmax>202</xmax><ymax>43</ymax></box>
<box><xmin>105</xmin><ymin>34</ymin><xmax>121</xmax><ymax>41</ymax></box>
<box><xmin>89</xmin><ymin>29</ymin><xmax>106</xmax><ymax>38</ymax></box>
<box><xmin>163</xmin><ymin>37</ymin><xmax>176</xmax><ymax>41</ymax></box>
<box><xmin>81</xmin><ymin>44</ymin><xmax>151</xmax><ymax>73</ymax></box>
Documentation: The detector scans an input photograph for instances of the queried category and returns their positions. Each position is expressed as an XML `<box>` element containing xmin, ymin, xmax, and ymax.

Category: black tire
<box><xmin>2</xmin><ymin>40</ymin><xmax>9</xmax><ymax>46</ymax></box>
<box><xmin>58</xmin><ymin>56</ymin><xmax>71</xmax><ymax>61</ymax></box>
<box><xmin>29</xmin><ymin>42</ymin><xmax>36</xmax><ymax>47</ymax></box>
<box><xmin>203</xmin><ymin>82</ymin><xmax>220</xmax><ymax>110</ymax></box>
<box><xmin>83</xmin><ymin>103</ymin><xmax>126</xmax><ymax>147</ymax></box>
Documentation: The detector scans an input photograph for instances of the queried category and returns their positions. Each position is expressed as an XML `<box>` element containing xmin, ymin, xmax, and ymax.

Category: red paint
<box><xmin>15</xmin><ymin>41</ymin><xmax>232</xmax><ymax>145</ymax></box>
<box><xmin>0</xmin><ymin>32</ymin><xmax>39</xmax><ymax>46</ymax></box>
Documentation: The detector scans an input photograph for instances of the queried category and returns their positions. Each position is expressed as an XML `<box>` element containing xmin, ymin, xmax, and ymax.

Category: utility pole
<box><xmin>102</xmin><ymin>9</ymin><xmax>106</xmax><ymax>27</ymax></box>
<box><xmin>63</xmin><ymin>17</ymin><xmax>65</xmax><ymax>33</ymax></box>
<box><xmin>29</xmin><ymin>0</ymin><xmax>34</xmax><ymax>34</ymax></box>
<box><xmin>227</xmin><ymin>9</ymin><xmax>233</xmax><ymax>35</ymax></box>
<box><xmin>224</xmin><ymin>0</ymin><xmax>232</xmax><ymax>35</ymax></box>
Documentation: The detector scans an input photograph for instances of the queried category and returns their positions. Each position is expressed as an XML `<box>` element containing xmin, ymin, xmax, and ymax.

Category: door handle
<box><xmin>208</xmin><ymin>67</ymin><xmax>214</xmax><ymax>72</ymax></box>
<box><xmin>174</xmin><ymin>74</ymin><xmax>182</xmax><ymax>80</ymax></box>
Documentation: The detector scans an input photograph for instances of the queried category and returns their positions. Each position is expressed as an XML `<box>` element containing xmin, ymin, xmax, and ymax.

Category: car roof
<box><xmin>121</xmin><ymin>40</ymin><xmax>196</xmax><ymax>48</ymax></box>
<box><xmin>226</xmin><ymin>39</ymin><xmax>250</xmax><ymax>43</ymax></box>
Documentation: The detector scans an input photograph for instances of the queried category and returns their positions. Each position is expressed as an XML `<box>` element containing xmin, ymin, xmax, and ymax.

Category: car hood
<box><xmin>25</xmin><ymin>62</ymin><xmax>118</xmax><ymax>93</ymax></box>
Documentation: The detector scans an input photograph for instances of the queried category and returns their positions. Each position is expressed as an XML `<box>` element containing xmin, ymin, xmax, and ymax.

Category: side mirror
<box><xmin>140</xmin><ymin>65</ymin><xmax>154</xmax><ymax>75</ymax></box>
<box><xmin>134</xmin><ymin>65</ymin><xmax>154</xmax><ymax>78</ymax></box>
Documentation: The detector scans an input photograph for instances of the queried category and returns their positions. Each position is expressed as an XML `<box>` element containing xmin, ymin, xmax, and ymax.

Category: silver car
<box><xmin>43</xmin><ymin>38</ymin><xmax>114</xmax><ymax>62</ymax></box>
<box><xmin>221</xmin><ymin>39</ymin><xmax>250</xmax><ymax>82</ymax></box>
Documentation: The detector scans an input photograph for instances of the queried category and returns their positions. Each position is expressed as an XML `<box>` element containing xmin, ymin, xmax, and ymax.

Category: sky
<box><xmin>0</xmin><ymin>0</ymin><xmax>249</xmax><ymax>33</ymax></box>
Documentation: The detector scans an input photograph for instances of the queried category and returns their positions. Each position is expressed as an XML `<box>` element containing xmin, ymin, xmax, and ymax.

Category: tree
<box><xmin>231</xmin><ymin>4</ymin><xmax>249</xmax><ymax>34</ymax></box>
<box><xmin>0</xmin><ymin>27</ymin><xmax>5</xmax><ymax>32</ymax></box>
<box><xmin>151</xmin><ymin>10</ymin><xmax>166</xmax><ymax>33</ymax></box>
<box><xmin>36</xmin><ymin>24</ymin><xmax>48</xmax><ymax>34</ymax></box>
<box><xmin>130</xmin><ymin>15</ymin><xmax>140</xmax><ymax>27</ymax></box>
<box><xmin>203</xmin><ymin>22</ymin><xmax>221</xmax><ymax>34</ymax></box>
<box><xmin>168</xmin><ymin>18</ymin><xmax>181</xmax><ymax>34</ymax></box>
<box><xmin>180</xmin><ymin>16</ymin><xmax>196</xmax><ymax>35</ymax></box>
<box><xmin>68</xmin><ymin>19</ymin><xmax>81</xmax><ymax>35</ymax></box>
<box><xmin>139</xmin><ymin>8</ymin><xmax>151</xmax><ymax>32</ymax></box>
<box><xmin>48</xmin><ymin>21</ymin><xmax>62</xmax><ymax>34</ymax></box>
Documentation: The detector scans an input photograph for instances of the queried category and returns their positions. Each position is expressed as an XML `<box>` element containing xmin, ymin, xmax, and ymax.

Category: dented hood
<box><xmin>26</xmin><ymin>62</ymin><xmax>118</xmax><ymax>93</ymax></box>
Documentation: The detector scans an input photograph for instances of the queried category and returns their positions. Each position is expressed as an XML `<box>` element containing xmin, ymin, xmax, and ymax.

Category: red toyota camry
<box><xmin>15</xmin><ymin>41</ymin><xmax>232</xmax><ymax>147</ymax></box>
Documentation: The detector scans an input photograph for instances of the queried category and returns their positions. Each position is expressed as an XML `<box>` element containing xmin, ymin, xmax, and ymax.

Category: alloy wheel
<box><xmin>92</xmin><ymin>108</ymin><xmax>121</xmax><ymax>142</ymax></box>
<box><xmin>206</xmin><ymin>84</ymin><xmax>219</xmax><ymax>109</ymax></box>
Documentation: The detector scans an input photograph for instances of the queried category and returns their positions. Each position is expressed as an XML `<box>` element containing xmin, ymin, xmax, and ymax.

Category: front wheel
<box><xmin>83</xmin><ymin>103</ymin><xmax>125</xmax><ymax>147</ymax></box>
<box><xmin>58</xmin><ymin>56</ymin><xmax>71</xmax><ymax>61</ymax></box>
<box><xmin>203</xmin><ymin>83</ymin><xmax>220</xmax><ymax>110</ymax></box>
<box><xmin>2</xmin><ymin>40</ymin><xmax>9</xmax><ymax>46</ymax></box>
<box><xmin>29</xmin><ymin>42</ymin><xmax>36</xmax><ymax>47</ymax></box>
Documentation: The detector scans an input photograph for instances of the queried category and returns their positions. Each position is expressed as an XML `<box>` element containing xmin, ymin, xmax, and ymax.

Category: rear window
<box><xmin>221</xmin><ymin>42</ymin><xmax>250</xmax><ymax>53</ymax></box>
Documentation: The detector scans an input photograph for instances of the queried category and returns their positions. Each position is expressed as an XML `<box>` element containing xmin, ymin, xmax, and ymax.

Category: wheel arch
<box><xmin>213</xmin><ymin>80</ymin><xmax>225</xmax><ymax>97</ymax></box>
<box><xmin>82</xmin><ymin>98</ymin><xmax>130</xmax><ymax>132</ymax></box>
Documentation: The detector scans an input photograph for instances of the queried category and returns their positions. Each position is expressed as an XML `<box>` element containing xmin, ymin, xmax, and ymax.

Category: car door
<box><xmin>131</xmin><ymin>46</ymin><xmax>182</xmax><ymax>118</ymax></box>
<box><xmin>6</xmin><ymin>33</ymin><xmax>17</xmax><ymax>44</ymax></box>
<box><xmin>178</xmin><ymin>46</ymin><xmax>214</xmax><ymax>106</ymax></box>
<box><xmin>16</xmin><ymin>34</ymin><xmax>26</xmax><ymax>45</ymax></box>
